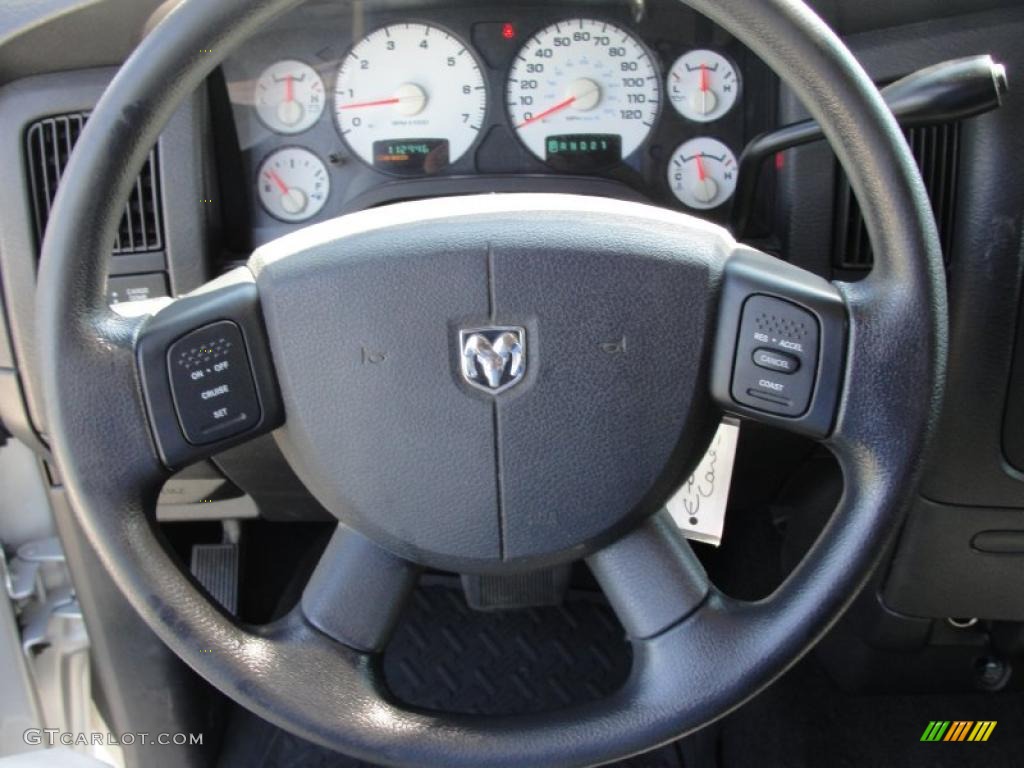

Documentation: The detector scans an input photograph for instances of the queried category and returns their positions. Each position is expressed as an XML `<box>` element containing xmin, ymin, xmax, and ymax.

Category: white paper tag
<box><xmin>666</xmin><ymin>419</ymin><xmax>740</xmax><ymax>547</ymax></box>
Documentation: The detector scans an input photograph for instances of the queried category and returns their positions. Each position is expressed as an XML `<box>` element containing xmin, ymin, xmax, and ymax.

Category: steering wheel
<box><xmin>35</xmin><ymin>0</ymin><xmax>945</xmax><ymax>765</ymax></box>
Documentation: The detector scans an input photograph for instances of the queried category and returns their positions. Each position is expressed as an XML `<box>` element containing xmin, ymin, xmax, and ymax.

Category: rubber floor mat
<box><xmin>219</xmin><ymin>581</ymin><xmax>684</xmax><ymax>767</ymax></box>
<box><xmin>382</xmin><ymin>581</ymin><xmax>631</xmax><ymax>715</ymax></box>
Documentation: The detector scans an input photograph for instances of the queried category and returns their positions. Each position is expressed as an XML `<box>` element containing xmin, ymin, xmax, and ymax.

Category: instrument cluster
<box><xmin>221</xmin><ymin>2</ymin><xmax>775</xmax><ymax>239</ymax></box>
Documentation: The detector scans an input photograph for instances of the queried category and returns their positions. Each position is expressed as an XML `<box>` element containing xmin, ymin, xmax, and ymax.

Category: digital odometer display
<box><xmin>507</xmin><ymin>18</ymin><xmax>660</xmax><ymax>166</ymax></box>
<box><xmin>373</xmin><ymin>138</ymin><xmax>450</xmax><ymax>175</ymax></box>
<box><xmin>545</xmin><ymin>134</ymin><xmax>621</xmax><ymax>172</ymax></box>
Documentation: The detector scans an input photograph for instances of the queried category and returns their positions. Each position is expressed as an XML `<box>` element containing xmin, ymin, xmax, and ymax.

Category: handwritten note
<box><xmin>667</xmin><ymin>419</ymin><xmax>740</xmax><ymax>547</ymax></box>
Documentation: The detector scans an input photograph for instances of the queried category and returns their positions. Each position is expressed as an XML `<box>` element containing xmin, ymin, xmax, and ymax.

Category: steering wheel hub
<box><xmin>253</xmin><ymin>197</ymin><xmax>723</xmax><ymax>571</ymax></box>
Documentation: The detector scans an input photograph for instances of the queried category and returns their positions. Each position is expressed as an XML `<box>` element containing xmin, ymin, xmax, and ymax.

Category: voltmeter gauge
<box><xmin>257</xmin><ymin>147</ymin><xmax>330</xmax><ymax>222</ymax></box>
<box><xmin>668</xmin><ymin>50</ymin><xmax>740</xmax><ymax>123</ymax></box>
<box><xmin>255</xmin><ymin>60</ymin><xmax>326</xmax><ymax>134</ymax></box>
<box><xmin>667</xmin><ymin>137</ymin><xmax>738</xmax><ymax>210</ymax></box>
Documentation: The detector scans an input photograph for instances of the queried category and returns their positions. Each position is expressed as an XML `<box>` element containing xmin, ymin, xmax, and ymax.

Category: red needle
<box><xmin>518</xmin><ymin>95</ymin><xmax>577</xmax><ymax>128</ymax></box>
<box><xmin>699</xmin><ymin>64</ymin><xmax>710</xmax><ymax>92</ymax></box>
<box><xmin>285</xmin><ymin>75</ymin><xmax>294</xmax><ymax>103</ymax></box>
<box><xmin>338</xmin><ymin>97</ymin><xmax>402</xmax><ymax>110</ymax></box>
<box><xmin>695</xmin><ymin>154</ymin><xmax>708</xmax><ymax>182</ymax></box>
<box><xmin>265</xmin><ymin>170</ymin><xmax>289</xmax><ymax>195</ymax></box>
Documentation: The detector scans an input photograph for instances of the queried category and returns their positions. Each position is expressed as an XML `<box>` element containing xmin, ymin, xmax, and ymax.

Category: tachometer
<box><xmin>507</xmin><ymin>19</ymin><xmax>660</xmax><ymax>170</ymax></box>
<box><xmin>334</xmin><ymin>24</ymin><xmax>487</xmax><ymax>175</ymax></box>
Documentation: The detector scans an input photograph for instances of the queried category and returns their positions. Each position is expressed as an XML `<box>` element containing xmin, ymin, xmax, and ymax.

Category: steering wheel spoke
<box><xmin>587</xmin><ymin>510</ymin><xmax>709</xmax><ymax>640</ymax></box>
<box><xmin>135</xmin><ymin>268</ymin><xmax>285</xmax><ymax>470</ymax></box>
<box><xmin>300</xmin><ymin>525</ymin><xmax>420</xmax><ymax>653</ymax></box>
<box><xmin>710</xmin><ymin>245</ymin><xmax>848</xmax><ymax>440</ymax></box>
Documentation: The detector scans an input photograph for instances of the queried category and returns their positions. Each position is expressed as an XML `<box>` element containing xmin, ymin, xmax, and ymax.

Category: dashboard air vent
<box><xmin>833</xmin><ymin>122</ymin><xmax>960</xmax><ymax>270</ymax></box>
<box><xmin>26</xmin><ymin>112</ymin><xmax>164</xmax><ymax>255</ymax></box>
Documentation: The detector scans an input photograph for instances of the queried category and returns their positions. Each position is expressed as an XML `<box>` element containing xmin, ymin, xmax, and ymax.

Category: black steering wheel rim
<box><xmin>36</xmin><ymin>0</ymin><xmax>945</xmax><ymax>766</ymax></box>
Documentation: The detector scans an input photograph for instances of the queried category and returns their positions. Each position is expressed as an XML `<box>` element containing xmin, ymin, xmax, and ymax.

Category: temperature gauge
<box><xmin>257</xmin><ymin>147</ymin><xmax>330</xmax><ymax>222</ymax></box>
<box><xmin>667</xmin><ymin>137</ymin><xmax>738</xmax><ymax>210</ymax></box>
<box><xmin>668</xmin><ymin>50</ymin><xmax>739</xmax><ymax>123</ymax></box>
<box><xmin>255</xmin><ymin>60</ymin><xmax>325</xmax><ymax>134</ymax></box>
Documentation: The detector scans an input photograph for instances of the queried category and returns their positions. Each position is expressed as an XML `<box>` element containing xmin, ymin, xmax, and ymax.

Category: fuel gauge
<box><xmin>255</xmin><ymin>60</ymin><xmax>325</xmax><ymax>134</ymax></box>
<box><xmin>668</xmin><ymin>50</ymin><xmax>740</xmax><ymax>123</ymax></box>
<box><xmin>257</xmin><ymin>147</ymin><xmax>330</xmax><ymax>222</ymax></box>
<box><xmin>667</xmin><ymin>137</ymin><xmax>738</xmax><ymax>210</ymax></box>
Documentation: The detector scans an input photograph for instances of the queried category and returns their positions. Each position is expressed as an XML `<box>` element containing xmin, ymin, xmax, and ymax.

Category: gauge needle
<box><xmin>699</xmin><ymin>64</ymin><xmax>709</xmax><ymax>93</ymax></box>
<box><xmin>337</xmin><ymin>96</ymin><xmax>403</xmax><ymax>110</ymax></box>
<box><xmin>692</xmin><ymin>153</ymin><xmax>718</xmax><ymax>205</ymax></box>
<box><xmin>285</xmin><ymin>75</ymin><xmax>294</xmax><ymax>103</ymax></box>
<box><xmin>340</xmin><ymin>84</ymin><xmax>428</xmax><ymax>115</ymax></box>
<box><xmin>266</xmin><ymin>169</ymin><xmax>307</xmax><ymax>214</ymax></box>
<box><xmin>265</xmin><ymin>169</ymin><xmax>289</xmax><ymax>195</ymax></box>
<box><xmin>517</xmin><ymin>95</ymin><xmax>577</xmax><ymax>128</ymax></box>
<box><xmin>695</xmin><ymin>154</ymin><xmax>708</xmax><ymax>182</ymax></box>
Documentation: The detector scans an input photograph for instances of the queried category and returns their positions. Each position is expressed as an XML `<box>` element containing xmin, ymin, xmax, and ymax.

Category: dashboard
<box><xmin>219</xmin><ymin>0</ymin><xmax>777</xmax><ymax>246</ymax></box>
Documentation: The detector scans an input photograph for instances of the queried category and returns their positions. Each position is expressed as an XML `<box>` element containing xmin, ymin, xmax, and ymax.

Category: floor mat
<box><xmin>383</xmin><ymin>581</ymin><xmax>632</xmax><ymax>715</ymax></box>
<box><xmin>219</xmin><ymin>580</ymin><xmax>683</xmax><ymax>767</ymax></box>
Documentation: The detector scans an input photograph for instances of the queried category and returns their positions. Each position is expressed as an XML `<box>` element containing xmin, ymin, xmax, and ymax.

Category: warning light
<box><xmin>502</xmin><ymin>23</ymin><xmax>516</xmax><ymax>40</ymax></box>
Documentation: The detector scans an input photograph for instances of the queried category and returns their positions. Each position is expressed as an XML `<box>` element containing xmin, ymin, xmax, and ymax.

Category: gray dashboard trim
<box><xmin>0</xmin><ymin>67</ymin><xmax>210</xmax><ymax>440</ymax></box>
<box><xmin>0</xmin><ymin>0</ymin><xmax>162</xmax><ymax>87</ymax></box>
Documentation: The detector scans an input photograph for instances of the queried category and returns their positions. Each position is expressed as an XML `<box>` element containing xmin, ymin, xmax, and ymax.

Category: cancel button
<box><xmin>753</xmin><ymin>348</ymin><xmax>801</xmax><ymax>375</ymax></box>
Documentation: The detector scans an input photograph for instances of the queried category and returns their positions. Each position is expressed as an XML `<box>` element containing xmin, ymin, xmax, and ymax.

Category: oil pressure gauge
<box><xmin>257</xmin><ymin>147</ymin><xmax>330</xmax><ymax>222</ymax></box>
<box><xmin>668</xmin><ymin>50</ymin><xmax>740</xmax><ymax>123</ymax></box>
<box><xmin>667</xmin><ymin>137</ymin><xmax>738</xmax><ymax>210</ymax></box>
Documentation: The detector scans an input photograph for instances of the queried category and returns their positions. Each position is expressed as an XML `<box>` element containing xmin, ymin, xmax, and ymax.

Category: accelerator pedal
<box><xmin>190</xmin><ymin>542</ymin><xmax>238</xmax><ymax>615</ymax></box>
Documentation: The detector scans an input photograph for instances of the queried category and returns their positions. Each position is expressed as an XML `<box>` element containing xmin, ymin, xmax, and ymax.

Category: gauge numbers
<box><xmin>668</xmin><ymin>137</ymin><xmax>738</xmax><ymax>210</ymax></box>
<box><xmin>668</xmin><ymin>50</ymin><xmax>740</xmax><ymax>123</ymax></box>
<box><xmin>257</xmin><ymin>147</ymin><xmax>330</xmax><ymax>222</ymax></box>
<box><xmin>255</xmin><ymin>60</ymin><xmax>325</xmax><ymax>134</ymax></box>
<box><xmin>507</xmin><ymin>19</ymin><xmax>660</xmax><ymax>168</ymax></box>
<box><xmin>334</xmin><ymin>24</ymin><xmax>487</xmax><ymax>174</ymax></box>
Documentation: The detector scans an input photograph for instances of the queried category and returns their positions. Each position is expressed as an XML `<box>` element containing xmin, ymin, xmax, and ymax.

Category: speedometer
<box><xmin>507</xmin><ymin>19</ymin><xmax>660</xmax><ymax>170</ymax></box>
<box><xmin>335</xmin><ymin>24</ymin><xmax>487</xmax><ymax>175</ymax></box>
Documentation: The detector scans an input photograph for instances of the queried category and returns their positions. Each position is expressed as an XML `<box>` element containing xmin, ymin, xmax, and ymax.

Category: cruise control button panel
<box><xmin>167</xmin><ymin>321</ymin><xmax>261</xmax><ymax>445</ymax></box>
<box><xmin>732</xmin><ymin>295</ymin><xmax>819</xmax><ymax>417</ymax></box>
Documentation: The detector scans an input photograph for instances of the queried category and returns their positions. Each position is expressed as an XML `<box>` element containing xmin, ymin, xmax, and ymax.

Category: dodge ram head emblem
<box><xmin>459</xmin><ymin>327</ymin><xmax>526</xmax><ymax>394</ymax></box>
